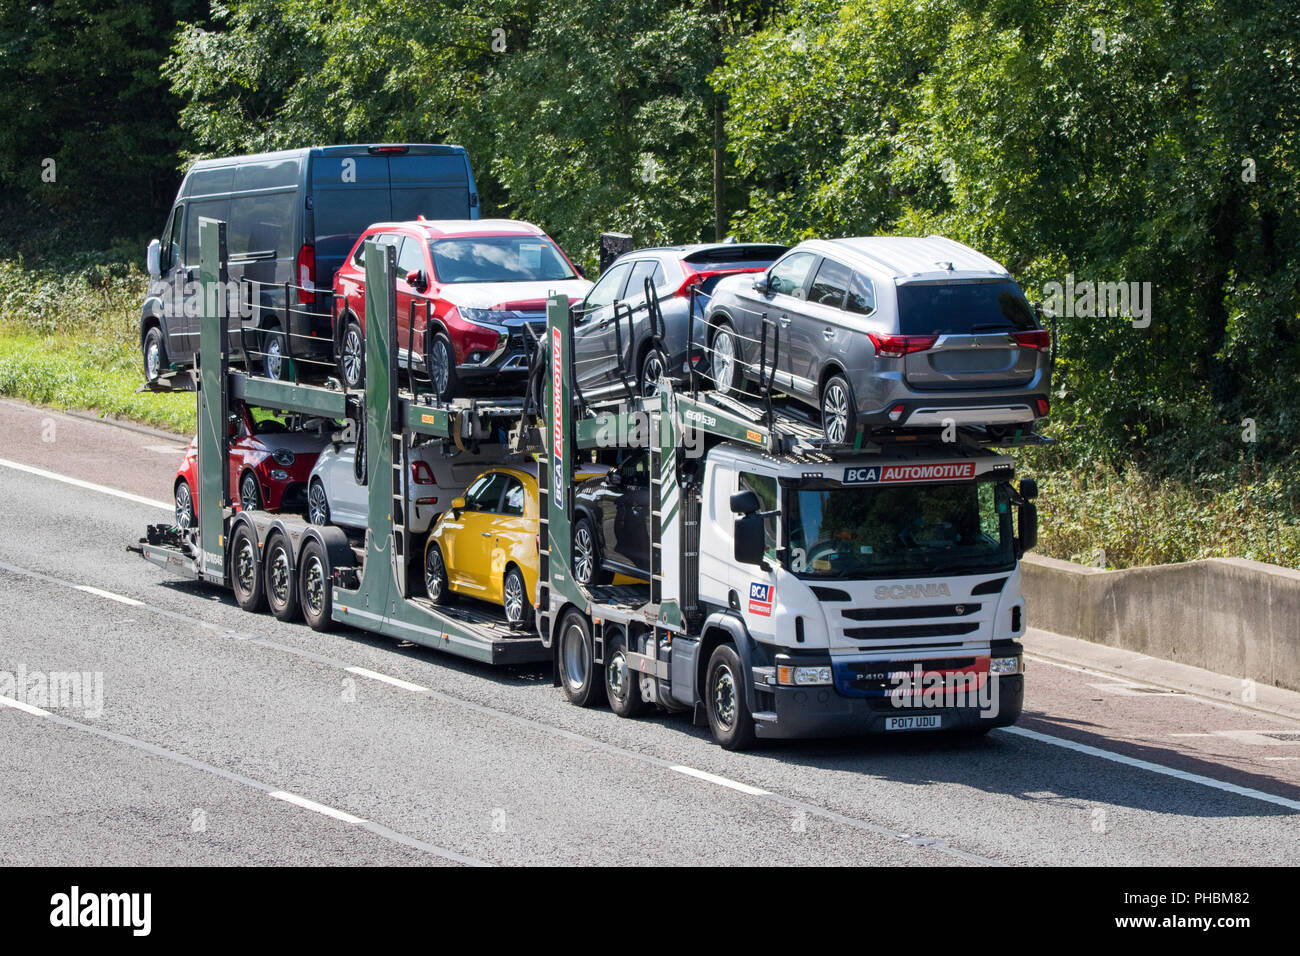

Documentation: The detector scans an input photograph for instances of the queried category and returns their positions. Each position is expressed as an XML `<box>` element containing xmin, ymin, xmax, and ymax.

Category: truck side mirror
<box><xmin>1019</xmin><ymin>478</ymin><xmax>1038</xmax><ymax>500</ymax></box>
<box><xmin>730</xmin><ymin>490</ymin><xmax>760</xmax><ymax>515</ymax></box>
<box><xmin>147</xmin><ymin>239</ymin><xmax>161</xmax><ymax>278</ymax></box>
<box><xmin>734</xmin><ymin>513</ymin><xmax>766</xmax><ymax>566</ymax></box>
<box><xmin>1017</xmin><ymin>501</ymin><xmax>1038</xmax><ymax>554</ymax></box>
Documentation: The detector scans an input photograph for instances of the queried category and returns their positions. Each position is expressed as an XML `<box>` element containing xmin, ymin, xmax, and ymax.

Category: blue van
<box><xmin>142</xmin><ymin>144</ymin><xmax>479</xmax><ymax>381</ymax></box>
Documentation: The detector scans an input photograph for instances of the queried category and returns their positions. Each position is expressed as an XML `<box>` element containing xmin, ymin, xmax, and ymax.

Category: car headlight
<box><xmin>777</xmin><ymin>665</ymin><xmax>833</xmax><ymax>686</ymax></box>
<box><xmin>272</xmin><ymin>449</ymin><xmax>295</xmax><ymax>466</ymax></box>
<box><xmin>457</xmin><ymin>308</ymin><xmax>510</xmax><ymax>331</ymax></box>
<box><xmin>270</xmin><ymin>469</ymin><xmax>289</xmax><ymax>481</ymax></box>
<box><xmin>989</xmin><ymin>655</ymin><xmax>1023</xmax><ymax>675</ymax></box>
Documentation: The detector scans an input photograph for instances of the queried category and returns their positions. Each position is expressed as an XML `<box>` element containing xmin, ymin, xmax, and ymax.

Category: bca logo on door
<box><xmin>748</xmin><ymin>582</ymin><xmax>774</xmax><ymax>617</ymax></box>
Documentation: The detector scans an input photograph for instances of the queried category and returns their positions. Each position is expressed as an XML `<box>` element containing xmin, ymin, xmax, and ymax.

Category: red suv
<box><xmin>332</xmin><ymin>218</ymin><xmax>592</xmax><ymax>396</ymax></box>
<box><xmin>173</xmin><ymin>402</ymin><xmax>331</xmax><ymax>529</ymax></box>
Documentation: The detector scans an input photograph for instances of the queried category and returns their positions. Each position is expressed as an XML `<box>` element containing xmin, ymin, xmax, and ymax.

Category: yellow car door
<box><xmin>443</xmin><ymin>471</ymin><xmax>510</xmax><ymax>596</ymax></box>
<box><xmin>486</xmin><ymin>472</ymin><xmax>538</xmax><ymax>608</ymax></box>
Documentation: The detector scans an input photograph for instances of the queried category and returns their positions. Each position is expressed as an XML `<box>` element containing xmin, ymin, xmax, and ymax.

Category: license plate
<box><xmin>885</xmin><ymin>715</ymin><xmax>943</xmax><ymax>731</ymax></box>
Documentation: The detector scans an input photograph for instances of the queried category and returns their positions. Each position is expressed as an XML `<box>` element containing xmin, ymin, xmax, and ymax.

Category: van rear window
<box><xmin>896</xmin><ymin>280</ymin><xmax>1036</xmax><ymax>334</ymax></box>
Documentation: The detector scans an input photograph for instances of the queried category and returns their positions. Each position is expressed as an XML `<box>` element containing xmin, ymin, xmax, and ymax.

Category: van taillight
<box><xmin>368</xmin><ymin>145</ymin><xmax>409</xmax><ymax>154</ymax></box>
<box><xmin>296</xmin><ymin>244</ymin><xmax>316</xmax><ymax>304</ymax></box>
<box><xmin>411</xmin><ymin>460</ymin><xmax>435</xmax><ymax>484</ymax></box>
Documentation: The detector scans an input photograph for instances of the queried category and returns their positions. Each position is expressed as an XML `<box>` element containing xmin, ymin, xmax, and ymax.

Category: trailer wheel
<box><xmin>604</xmin><ymin>627</ymin><xmax>650</xmax><ymax>718</ymax></box>
<box><xmin>298</xmin><ymin>539</ymin><xmax>334</xmax><ymax>632</ymax></box>
<box><xmin>705</xmin><ymin>644</ymin><xmax>756</xmax><ymax>750</ymax></box>
<box><xmin>502</xmin><ymin>565</ymin><xmax>533</xmax><ymax>628</ymax></box>
<box><xmin>557</xmin><ymin>609</ymin><xmax>606</xmax><ymax>708</ymax></box>
<box><xmin>264</xmin><ymin>534</ymin><xmax>300</xmax><ymax>622</ymax></box>
<box><xmin>230</xmin><ymin>525</ymin><xmax>266</xmax><ymax>613</ymax></box>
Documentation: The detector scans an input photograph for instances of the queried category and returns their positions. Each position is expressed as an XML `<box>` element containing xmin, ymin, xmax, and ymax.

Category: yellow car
<box><xmin>423</xmin><ymin>460</ymin><xmax>607</xmax><ymax>626</ymax></box>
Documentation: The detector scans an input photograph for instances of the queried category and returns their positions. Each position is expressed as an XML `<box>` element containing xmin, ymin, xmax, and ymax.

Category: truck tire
<box><xmin>298</xmin><ymin>538</ymin><xmax>334</xmax><ymax>631</ymax></box>
<box><xmin>604</xmin><ymin>627</ymin><xmax>650</xmax><ymax>717</ymax></box>
<box><xmin>263</xmin><ymin>533</ymin><xmax>300</xmax><ymax>622</ymax></box>
<box><xmin>557</xmin><ymin>609</ymin><xmax>606</xmax><ymax>708</ymax></box>
<box><xmin>572</xmin><ymin>517</ymin><xmax>611</xmax><ymax>587</ymax></box>
<box><xmin>143</xmin><ymin>325</ymin><xmax>168</xmax><ymax>382</ymax></box>
<box><xmin>230</xmin><ymin>524</ymin><xmax>266</xmax><ymax>613</ymax></box>
<box><xmin>705</xmin><ymin>643</ymin><xmax>756</xmax><ymax>750</ymax></box>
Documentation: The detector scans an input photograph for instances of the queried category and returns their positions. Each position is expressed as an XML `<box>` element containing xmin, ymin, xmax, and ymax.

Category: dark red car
<box><xmin>331</xmin><ymin>218</ymin><xmax>592</xmax><ymax>396</ymax></box>
<box><xmin>173</xmin><ymin>403</ymin><xmax>331</xmax><ymax>529</ymax></box>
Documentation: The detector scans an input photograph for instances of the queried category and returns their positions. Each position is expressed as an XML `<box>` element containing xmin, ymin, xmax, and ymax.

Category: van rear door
<box><xmin>308</xmin><ymin>145</ymin><xmax>477</xmax><ymax>292</ymax></box>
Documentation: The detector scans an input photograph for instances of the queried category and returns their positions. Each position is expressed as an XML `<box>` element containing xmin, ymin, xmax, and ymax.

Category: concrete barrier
<box><xmin>1021</xmin><ymin>554</ymin><xmax>1300</xmax><ymax>693</ymax></box>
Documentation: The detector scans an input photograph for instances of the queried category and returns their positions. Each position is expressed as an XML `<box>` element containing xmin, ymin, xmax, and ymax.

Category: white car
<box><xmin>307</xmin><ymin>441</ymin><xmax>507</xmax><ymax>534</ymax></box>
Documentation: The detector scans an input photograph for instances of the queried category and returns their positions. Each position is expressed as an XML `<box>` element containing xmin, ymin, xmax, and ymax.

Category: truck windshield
<box><xmin>786</xmin><ymin>480</ymin><xmax>1015</xmax><ymax>579</ymax></box>
<box><xmin>429</xmin><ymin>236</ymin><xmax>577</xmax><ymax>283</ymax></box>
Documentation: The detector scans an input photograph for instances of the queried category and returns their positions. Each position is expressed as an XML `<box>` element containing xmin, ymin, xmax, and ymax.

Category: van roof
<box><xmin>800</xmin><ymin>235</ymin><xmax>1011</xmax><ymax>284</ymax></box>
<box><xmin>186</xmin><ymin>144</ymin><xmax>468</xmax><ymax>170</ymax></box>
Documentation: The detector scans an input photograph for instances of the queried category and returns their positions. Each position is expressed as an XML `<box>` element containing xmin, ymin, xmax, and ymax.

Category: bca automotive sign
<box><xmin>552</xmin><ymin>326</ymin><xmax>564</xmax><ymax>511</ymax></box>
<box><xmin>843</xmin><ymin>462</ymin><xmax>977</xmax><ymax>484</ymax></box>
<box><xmin>748</xmin><ymin>582</ymin><xmax>774</xmax><ymax>617</ymax></box>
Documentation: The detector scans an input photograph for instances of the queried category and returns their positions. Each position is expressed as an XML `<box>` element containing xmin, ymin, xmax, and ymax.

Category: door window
<box><xmin>625</xmin><ymin>259</ymin><xmax>666</xmax><ymax>302</ymax></box>
<box><xmin>464</xmin><ymin>472</ymin><xmax>511</xmax><ymax>513</ymax></box>
<box><xmin>809</xmin><ymin>258</ymin><xmax>852</xmax><ymax>309</ymax></box>
<box><xmin>500</xmin><ymin>477</ymin><xmax>526</xmax><ymax>517</ymax></box>
<box><xmin>397</xmin><ymin>235</ymin><xmax>426</xmax><ymax>278</ymax></box>
<box><xmin>582</xmin><ymin>262</ymin><xmax>633</xmax><ymax>315</ymax></box>
<box><xmin>767</xmin><ymin>252</ymin><xmax>816</xmax><ymax>299</ymax></box>
<box><xmin>161</xmin><ymin>206</ymin><xmax>183</xmax><ymax>272</ymax></box>
<box><xmin>738</xmin><ymin>471</ymin><xmax>779</xmax><ymax>560</ymax></box>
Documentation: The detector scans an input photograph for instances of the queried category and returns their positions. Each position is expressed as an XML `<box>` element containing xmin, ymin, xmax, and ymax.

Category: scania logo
<box><xmin>954</xmin><ymin>605</ymin><xmax>966</xmax><ymax>615</ymax></box>
<box><xmin>874</xmin><ymin>583</ymin><xmax>952</xmax><ymax>600</ymax></box>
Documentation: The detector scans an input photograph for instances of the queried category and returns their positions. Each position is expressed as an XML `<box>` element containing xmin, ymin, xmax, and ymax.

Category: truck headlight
<box><xmin>989</xmin><ymin>655</ymin><xmax>1023</xmax><ymax>675</ymax></box>
<box><xmin>778</xmin><ymin>665</ymin><xmax>833</xmax><ymax>686</ymax></box>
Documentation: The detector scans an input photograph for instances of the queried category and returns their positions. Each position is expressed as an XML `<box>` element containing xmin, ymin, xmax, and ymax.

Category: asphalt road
<box><xmin>1</xmin><ymin>400</ymin><xmax>1298</xmax><ymax>866</ymax></box>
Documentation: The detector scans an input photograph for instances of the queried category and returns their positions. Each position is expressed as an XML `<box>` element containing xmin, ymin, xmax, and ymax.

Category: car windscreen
<box><xmin>429</xmin><ymin>236</ymin><xmax>577</xmax><ymax>284</ymax></box>
<box><xmin>786</xmin><ymin>480</ymin><xmax>1015</xmax><ymax>579</ymax></box>
<box><xmin>895</xmin><ymin>280</ymin><xmax>1036</xmax><ymax>334</ymax></box>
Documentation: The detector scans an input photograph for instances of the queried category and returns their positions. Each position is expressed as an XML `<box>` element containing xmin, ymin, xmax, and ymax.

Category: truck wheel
<box><xmin>339</xmin><ymin>319</ymin><xmax>364</xmax><ymax>389</ymax></box>
<box><xmin>174</xmin><ymin>480</ymin><xmax>195</xmax><ymax>531</ymax></box>
<box><xmin>558</xmin><ymin>609</ymin><xmax>606</xmax><ymax>708</ymax></box>
<box><xmin>820</xmin><ymin>374</ymin><xmax>858</xmax><ymax>445</ymax></box>
<box><xmin>572</xmin><ymin>517</ymin><xmax>611</xmax><ymax>587</ymax></box>
<box><xmin>605</xmin><ymin>628</ymin><xmax>650</xmax><ymax>717</ymax></box>
<box><xmin>143</xmin><ymin>325</ymin><xmax>167</xmax><ymax>382</ymax></box>
<box><xmin>230</xmin><ymin>525</ymin><xmax>266</xmax><ymax>613</ymax></box>
<box><xmin>705</xmin><ymin>644</ymin><xmax>756</xmax><ymax>750</ymax></box>
<box><xmin>298</xmin><ymin>539</ymin><xmax>334</xmax><ymax>632</ymax></box>
<box><xmin>424</xmin><ymin>541</ymin><xmax>452</xmax><ymax>604</ymax></box>
<box><xmin>503</xmin><ymin>565</ymin><xmax>533</xmax><ymax>628</ymax></box>
<box><xmin>263</xmin><ymin>534</ymin><xmax>300</xmax><ymax>622</ymax></box>
<box><xmin>427</xmin><ymin>332</ymin><xmax>458</xmax><ymax>400</ymax></box>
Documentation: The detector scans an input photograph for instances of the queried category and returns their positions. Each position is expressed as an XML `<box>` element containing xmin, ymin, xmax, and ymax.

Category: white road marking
<box><xmin>670</xmin><ymin>765</ymin><xmax>770</xmax><ymax>796</ymax></box>
<box><xmin>142</xmin><ymin>444</ymin><xmax>186</xmax><ymax>455</ymax></box>
<box><xmin>268</xmin><ymin>790</ymin><xmax>367</xmax><ymax>824</ymax></box>
<box><xmin>1170</xmin><ymin>733</ymin><xmax>1216</xmax><ymax>737</ymax></box>
<box><xmin>75</xmin><ymin>585</ymin><xmax>144</xmax><ymax>607</ymax></box>
<box><xmin>1001</xmin><ymin>726</ymin><xmax>1300</xmax><ymax>812</ymax></box>
<box><xmin>0</xmin><ymin>457</ymin><xmax>171</xmax><ymax>512</ymax></box>
<box><xmin>0</xmin><ymin>695</ymin><xmax>51</xmax><ymax>717</ymax></box>
<box><xmin>345</xmin><ymin>666</ymin><xmax>430</xmax><ymax>694</ymax></box>
<box><xmin>1264</xmin><ymin>757</ymin><xmax>1300</xmax><ymax>762</ymax></box>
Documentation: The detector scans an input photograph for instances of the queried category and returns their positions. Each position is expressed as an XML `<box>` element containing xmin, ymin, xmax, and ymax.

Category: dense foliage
<box><xmin>1</xmin><ymin>0</ymin><xmax>1297</xmax><ymax>565</ymax></box>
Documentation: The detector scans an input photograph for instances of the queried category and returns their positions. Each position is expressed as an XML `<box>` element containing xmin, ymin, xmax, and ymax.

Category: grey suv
<box><xmin>703</xmin><ymin>235</ymin><xmax>1052</xmax><ymax>442</ymax></box>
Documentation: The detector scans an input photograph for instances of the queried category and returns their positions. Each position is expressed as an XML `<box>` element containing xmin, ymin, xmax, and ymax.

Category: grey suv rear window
<box><xmin>896</xmin><ymin>280</ymin><xmax>1036</xmax><ymax>334</ymax></box>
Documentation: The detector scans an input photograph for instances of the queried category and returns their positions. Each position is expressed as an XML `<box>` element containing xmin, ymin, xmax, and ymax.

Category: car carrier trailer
<box><xmin>135</xmin><ymin>215</ymin><xmax>1043</xmax><ymax>749</ymax></box>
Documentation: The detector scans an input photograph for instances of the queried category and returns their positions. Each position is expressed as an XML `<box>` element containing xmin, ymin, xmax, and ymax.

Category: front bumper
<box><xmin>753</xmin><ymin>674</ymin><xmax>1023</xmax><ymax>740</ymax></box>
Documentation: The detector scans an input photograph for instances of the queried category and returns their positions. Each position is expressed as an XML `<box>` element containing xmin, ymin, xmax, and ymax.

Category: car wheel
<box><xmin>502</xmin><ymin>565</ymin><xmax>533</xmax><ymax>628</ymax></box>
<box><xmin>143</xmin><ymin>325</ymin><xmax>167</xmax><ymax>382</ymax></box>
<box><xmin>263</xmin><ymin>534</ymin><xmax>300</xmax><ymax>622</ymax></box>
<box><xmin>427</xmin><ymin>332</ymin><xmax>458</xmax><ymax>400</ymax></box>
<box><xmin>572</xmin><ymin>517</ymin><xmax>611</xmax><ymax>587</ymax></box>
<box><xmin>307</xmin><ymin>479</ymin><xmax>330</xmax><ymax>526</ymax></box>
<box><xmin>339</xmin><ymin>319</ymin><xmax>364</xmax><ymax>390</ymax></box>
<box><xmin>298</xmin><ymin>538</ymin><xmax>334</xmax><ymax>631</ymax></box>
<box><xmin>820</xmin><ymin>373</ymin><xmax>858</xmax><ymax>445</ymax></box>
<box><xmin>605</xmin><ymin>627</ymin><xmax>651</xmax><ymax>718</ymax></box>
<box><xmin>230</xmin><ymin>524</ymin><xmax>265</xmax><ymax>613</ymax></box>
<box><xmin>262</xmin><ymin>326</ymin><xmax>289</xmax><ymax>380</ymax></box>
<box><xmin>705</xmin><ymin>643</ymin><xmax>756</xmax><ymax>750</ymax></box>
<box><xmin>557</xmin><ymin>609</ymin><xmax>606</xmax><ymax>708</ymax></box>
<box><xmin>239</xmin><ymin>471</ymin><xmax>263</xmax><ymax>513</ymax></box>
<box><xmin>639</xmin><ymin>347</ymin><xmax>668</xmax><ymax>398</ymax></box>
<box><xmin>174</xmin><ymin>480</ymin><xmax>195</xmax><ymax>531</ymax></box>
<box><xmin>424</xmin><ymin>541</ymin><xmax>452</xmax><ymax>605</ymax></box>
<box><xmin>710</xmin><ymin>321</ymin><xmax>740</xmax><ymax>395</ymax></box>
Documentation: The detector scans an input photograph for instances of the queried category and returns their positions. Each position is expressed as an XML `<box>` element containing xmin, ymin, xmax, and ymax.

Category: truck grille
<box><xmin>842</xmin><ymin>603</ymin><xmax>982</xmax><ymax>621</ymax></box>
<box><xmin>844</xmin><ymin>622</ymin><xmax>980</xmax><ymax>641</ymax></box>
